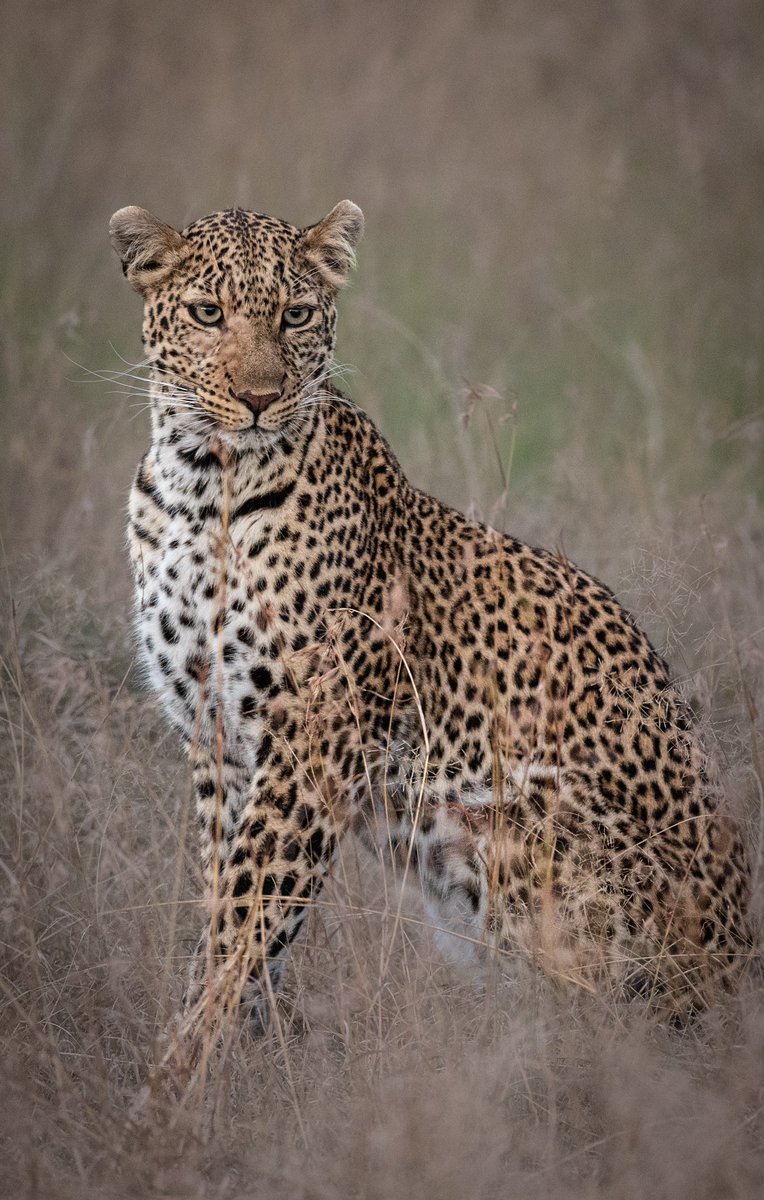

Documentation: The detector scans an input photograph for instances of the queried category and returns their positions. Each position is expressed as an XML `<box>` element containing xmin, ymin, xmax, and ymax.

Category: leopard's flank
<box><xmin>110</xmin><ymin>200</ymin><xmax>752</xmax><ymax>1023</ymax></box>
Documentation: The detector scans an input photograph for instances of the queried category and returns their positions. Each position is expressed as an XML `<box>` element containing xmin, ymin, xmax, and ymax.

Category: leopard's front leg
<box><xmin>190</xmin><ymin>732</ymin><xmax>343</xmax><ymax>1029</ymax></box>
<box><xmin>190</xmin><ymin>745</ymin><xmax>251</xmax><ymax>887</ymax></box>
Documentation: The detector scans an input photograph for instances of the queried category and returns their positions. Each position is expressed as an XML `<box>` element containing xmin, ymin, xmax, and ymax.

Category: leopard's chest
<box><xmin>135</xmin><ymin>518</ymin><xmax>283</xmax><ymax>756</ymax></box>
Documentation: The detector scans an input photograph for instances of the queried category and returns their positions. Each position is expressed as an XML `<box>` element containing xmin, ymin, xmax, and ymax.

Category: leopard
<box><xmin>109</xmin><ymin>199</ymin><xmax>753</xmax><ymax>1027</ymax></box>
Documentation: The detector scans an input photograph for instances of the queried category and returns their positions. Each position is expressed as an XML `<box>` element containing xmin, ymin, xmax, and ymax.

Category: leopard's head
<box><xmin>109</xmin><ymin>202</ymin><xmax>363</xmax><ymax>441</ymax></box>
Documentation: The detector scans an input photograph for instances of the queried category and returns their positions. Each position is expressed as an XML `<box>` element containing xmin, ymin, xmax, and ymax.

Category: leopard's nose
<box><xmin>235</xmin><ymin>388</ymin><xmax>282</xmax><ymax>415</ymax></box>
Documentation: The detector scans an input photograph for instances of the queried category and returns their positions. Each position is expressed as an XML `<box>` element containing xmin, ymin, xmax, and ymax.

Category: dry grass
<box><xmin>2</xmin><ymin>1</ymin><xmax>764</xmax><ymax>1195</ymax></box>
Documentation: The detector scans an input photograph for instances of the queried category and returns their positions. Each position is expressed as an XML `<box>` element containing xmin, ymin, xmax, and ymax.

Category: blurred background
<box><xmin>1</xmin><ymin>3</ymin><xmax>763</xmax><ymax>1196</ymax></box>
<box><xmin>3</xmin><ymin>0</ymin><xmax>762</xmax><ymax>574</ymax></box>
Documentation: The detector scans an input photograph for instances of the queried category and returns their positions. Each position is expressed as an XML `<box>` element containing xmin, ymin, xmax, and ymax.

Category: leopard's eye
<box><xmin>282</xmin><ymin>305</ymin><xmax>314</xmax><ymax>329</ymax></box>
<box><xmin>188</xmin><ymin>303</ymin><xmax>224</xmax><ymax>327</ymax></box>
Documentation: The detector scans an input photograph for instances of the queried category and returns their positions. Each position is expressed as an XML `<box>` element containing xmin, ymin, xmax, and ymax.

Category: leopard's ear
<box><xmin>109</xmin><ymin>206</ymin><xmax>188</xmax><ymax>293</ymax></box>
<box><xmin>299</xmin><ymin>200</ymin><xmax>364</xmax><ymax>289</ymax></box>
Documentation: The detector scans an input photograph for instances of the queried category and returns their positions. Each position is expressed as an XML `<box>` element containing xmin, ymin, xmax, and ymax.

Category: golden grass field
<box><xmin>1</xmin><ymin>1</ymin><xmax>763</xmax><ymax>1195</ymax></box>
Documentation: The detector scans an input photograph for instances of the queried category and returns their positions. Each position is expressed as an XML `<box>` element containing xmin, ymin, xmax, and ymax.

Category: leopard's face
<box><xmin>110</xmin><ymin>202</ymin><xmax>363</xmax><ymax>440</ymax></box>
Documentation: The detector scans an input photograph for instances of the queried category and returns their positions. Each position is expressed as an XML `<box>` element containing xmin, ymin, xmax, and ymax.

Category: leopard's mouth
<box><xmin>227</xmin><ymin>387</ymin><xmax>266</xmax><ymax>429</ymax></box>
<box><xmin>224</xmin><ymin>387</ymin><xmax>297</xmax><ymax>435</ymax></box>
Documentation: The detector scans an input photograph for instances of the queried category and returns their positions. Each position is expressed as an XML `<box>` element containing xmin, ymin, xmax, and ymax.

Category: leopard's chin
<box><xmin>213</xmin><ymin>420</ymin><xmax>291</xmax><ymax>456</ymax></box>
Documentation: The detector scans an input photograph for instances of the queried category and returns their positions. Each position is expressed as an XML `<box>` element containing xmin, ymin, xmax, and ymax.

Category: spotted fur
<box><xmin>110</xmin><ymin>201</ymin><xmax>752</xmax><ymax>1021</ymax></box>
